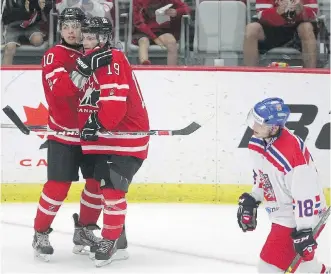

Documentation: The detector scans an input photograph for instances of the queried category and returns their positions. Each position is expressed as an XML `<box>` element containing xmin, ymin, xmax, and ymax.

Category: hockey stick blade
<box><xmin>2</xmin><ymin>105</ymin><xmax>31</xmax><ymax>135</ymax></box>
<box><xmin>284</xmin><ymin>206</ymin><xmax>331</xmax><ymax>274</ymax></box>
<box><xmin>171</xmin><ymin>122</ymin><xmax>201</xmax><ymax>135</ymax></box>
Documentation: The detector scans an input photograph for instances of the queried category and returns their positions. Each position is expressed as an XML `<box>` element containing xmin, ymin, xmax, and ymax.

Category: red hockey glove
<box><xmin>291</xmin><ymin>228</ymin><xmax>317</xmax><ymax>261</ymax></box>
<box><xmin>237</xmin><ymin>193</ymin><xmax>260</xmax><ymax>232</ymax></box>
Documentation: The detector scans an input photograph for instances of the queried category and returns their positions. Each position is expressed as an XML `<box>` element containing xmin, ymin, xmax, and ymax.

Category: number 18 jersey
<box><xmin>248</xmin><ymin>128</ymin><xmax>327</xmax><ymax>230</ymax></box>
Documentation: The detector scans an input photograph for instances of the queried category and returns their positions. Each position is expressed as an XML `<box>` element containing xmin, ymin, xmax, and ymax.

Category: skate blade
<box><xmin>73</xmin><ymin>245</ymin><xmax>90</xmax><ymax>256</ymax></box>
<box><xmin>90</xmin><ymin>249</ymin><xmax>129</xmax><ymax>262</ymax></box>
<box><xmin>94</xmin><ymin>250</ymin><xmax>129</xmax><ymax>267</ymax></box>
<box><xmin>34</xmin><ymin>250</ymin><xmax>51</xmax><ymax>262</ymax></box>
<box><xmin>95</xmin><ymin>257</ymin><xmax>113</xmax><ymax>268</ymax></box>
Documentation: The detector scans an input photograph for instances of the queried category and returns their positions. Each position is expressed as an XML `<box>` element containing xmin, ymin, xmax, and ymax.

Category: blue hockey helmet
<box><xmin>247</xmin><ymin>97</ymin><xmax>290</xmax><ymax>129</ymax></box>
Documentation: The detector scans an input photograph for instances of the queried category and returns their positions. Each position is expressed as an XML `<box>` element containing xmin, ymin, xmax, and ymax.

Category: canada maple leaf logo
<box><xmin>23</xmin><ymin>103</ymin><xmax>48</xmax><ymax>139</ymax></box>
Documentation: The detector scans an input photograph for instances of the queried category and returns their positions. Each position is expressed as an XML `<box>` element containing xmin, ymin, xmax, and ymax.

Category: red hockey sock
<box><xmin>78</xmin><ymin>178</ymin><xmax>103</xmax><ymax>226</ymax></box>
<box><xmin>34</xmin><ymin>180</ymin><xmax>71</xmax><ymax>232</ymax></box>
<box><xmin>101</xmin><ymin>188</ymin><xmax>127</xmax><ymax>240</ymax></box>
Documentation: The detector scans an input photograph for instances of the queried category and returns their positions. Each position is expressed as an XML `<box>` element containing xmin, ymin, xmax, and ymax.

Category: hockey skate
<box><xmin>72</xmin><ymin>213</ymin><xmax>102</xmax><ymax>258</ymax></box>
<box><xmin>94</xmin><ymin>238</ymin><xmax>118</xmax><ymax>267</ymax></box>
<box><xmin>90</xmin><ymin>225</ymin><xmax>129</xmax><ymax>261</ymax></box>
<box><xmin>32</xmin><ymin>228</ymin><xmax>54</xmax><ymax>262</ymax></box>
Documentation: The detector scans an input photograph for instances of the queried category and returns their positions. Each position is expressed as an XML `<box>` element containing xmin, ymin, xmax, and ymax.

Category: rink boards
<box><xmin>1</xmin><ymin>66</ymin><xmax>330</xmax><ymax>204</ymax></box>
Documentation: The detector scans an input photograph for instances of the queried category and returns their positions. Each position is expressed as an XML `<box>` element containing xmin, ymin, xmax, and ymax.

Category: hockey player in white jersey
<box><xmin>237</xmin><ymin>97</ymin><xmax>329</xmax><ymax>273</ymax></box>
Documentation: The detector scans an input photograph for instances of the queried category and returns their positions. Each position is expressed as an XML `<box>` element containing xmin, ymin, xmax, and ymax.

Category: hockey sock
<box><xmin>101</xmin><ymin>188</ymin><xmax>127</xmax><ymax>240</ymax></box>
<box><xmin>79</xmin><ymin>178</ymin><xmax>103</xmax><ymax>226</ymax></box>
<box><xmin>34</xmin><ymin>180</ymin><xmax>71</xmax><ymax>232</ymax></box>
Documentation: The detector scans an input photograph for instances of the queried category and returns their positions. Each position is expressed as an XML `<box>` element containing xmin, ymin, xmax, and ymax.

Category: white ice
<box><xmin>1</xmin><ymin>204</ymin><xmax>330</xmax><ymax>273</ymax></box>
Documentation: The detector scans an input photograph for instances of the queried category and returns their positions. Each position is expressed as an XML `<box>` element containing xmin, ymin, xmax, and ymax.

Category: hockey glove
<box><xmin>75</xmin><ymin>47</ymin><xmax>113</xmax><ymax>77</ymax></box>
<box><xmin>70</xmin><ymin>70</ymin><xmax>88</xmax><ymax>89</ymax></box>
<box><xmin>237</xmin><ymin>193</ymin><xmax>260</xmax><ymax>232</ymax></box>
<box><xmin>81</xmin><ymin>112</ymin><xmax>102</xmax><ymax>141</ymax></box>
<box><xmin>291</xmin><ymin>228</ymin><xmax>317</xmax><ymax>261</ymax></box>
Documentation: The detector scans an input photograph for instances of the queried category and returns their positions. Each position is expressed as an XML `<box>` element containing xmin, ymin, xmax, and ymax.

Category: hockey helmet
<box><xmin>59</xmin><ymin>7</ymin><xmax>86</xmax><ymax>27</ymax></box>
<box><xmin>81</xmin><ymin>16</ymin><xmax>113</xmax><ymax>45</ymax></box>
<box><xmin>82</xmin><ymin>17</ymin><xmax>103</xmax><ymax>33</ymax></box>
<box><xmin>100</xmin><ymin>17</ymin><xmax>113</xmax><ymax>35</ymax></box>
<box><xmin>247</xmin><ymin>97</ymin><xmax>290</xmax><ymax>129</ymax></box>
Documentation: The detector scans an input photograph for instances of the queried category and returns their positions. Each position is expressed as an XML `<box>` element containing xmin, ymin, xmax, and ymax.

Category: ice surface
<box><xmin>1</xmin><ymin>204</ymin><xmax>330</xmax><ymax>273</ymax></box>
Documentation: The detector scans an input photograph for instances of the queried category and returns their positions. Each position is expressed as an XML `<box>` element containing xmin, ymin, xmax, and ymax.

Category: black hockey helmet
<box><xmin>81</xmin><ymin>16</ymin><xmax>113</xmax><ymax>46</ymax></box>
<box><xmin>100</xmin><ymin>17</ymin><xmax>113</xmax><ymax>35</ymax></box>
<box><xmin>81</xmin><ymin>17</ymin><xmax>104</xmax><ymax>34</ymax></box>
<box><xmin>59</xmin><ymin>7</ymin><xmax>86</xmax><ymax>27</ymax></box>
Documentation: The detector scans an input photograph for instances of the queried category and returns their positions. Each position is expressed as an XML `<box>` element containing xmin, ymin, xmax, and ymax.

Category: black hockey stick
<box><xmin>2</xmin><ymin>105</ymin><xmax>207</xmax><ymax>136</ymax></box>
<box><xmin>284</xmin><ymin>206</ymin><xmax>331</xmax><ymax>274</ymax></box>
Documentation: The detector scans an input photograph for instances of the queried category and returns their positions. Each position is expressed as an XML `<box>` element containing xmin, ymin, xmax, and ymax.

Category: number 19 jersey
<box><xmin>77</xmin><ymin>48</ymin><xmax>150</xmax><ymax>159</ymax></box>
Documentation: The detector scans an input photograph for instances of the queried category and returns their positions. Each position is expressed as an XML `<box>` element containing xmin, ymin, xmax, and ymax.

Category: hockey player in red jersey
<box><xmin>32</xmin><ymin>8</ymin><xmax>112</xmax><ymax>261</ymax></box>
<box><xmin>73</xmin><ymin>16</ymin><xmax>149</xmax><ymax>267</ymax></box>
<box><xmin>237</xmin><ymin>98</ymin><xmax>330</xmax><ymax>273</ymax></box>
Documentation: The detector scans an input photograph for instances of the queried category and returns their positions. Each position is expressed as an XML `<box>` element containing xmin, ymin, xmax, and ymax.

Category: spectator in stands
<box><xmin>56</xmin><ymin>0</ymin><xmax>114</xmax><ymax>23</ymax></box>
<box><xmin>132</xmin><ymin>0</ymin><xmax>191</xmax><ymax>65</ymax></box>
<box><xmin>243</xmin><ymin>0</ymin><xmax>319</xmax><ymax>68</ymax></box>
<box><xmin>2</xmin><ymin>0</ymin><xmax>51</xmax><ymax>65</ymax></box>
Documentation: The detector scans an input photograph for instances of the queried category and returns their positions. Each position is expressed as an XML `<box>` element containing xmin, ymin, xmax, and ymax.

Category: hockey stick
<box><xmin>284</xmin><ymin>206</ymin><xmax>331</xmax><ymax>274</ymax></box>
<box><xmin>2</xmin><ymin>105</ymin><xmax>209</xmax><ymax>136</ymax></box>
<box><xmin>1</xmin><ymin>124</ymin><xmax>48</xmax><ymax>131</ymax></box>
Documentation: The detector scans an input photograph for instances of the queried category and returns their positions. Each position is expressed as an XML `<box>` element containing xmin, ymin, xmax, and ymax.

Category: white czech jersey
<box><xmin>248</xmin><ymin>127</ymin><xmax>327</xmax><ymax>230</ymax></box>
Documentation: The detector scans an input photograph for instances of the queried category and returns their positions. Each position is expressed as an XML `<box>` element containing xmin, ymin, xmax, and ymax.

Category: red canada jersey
<box><xmin>78</xmin><ymin>49</ymin><xmax>150</xmax><ymax>159</ymax></box>
<box><xmin>41</xmin><ymin>44</ymin><xmax>82</xmax><ymax>145</ymax></box>
<box><xmin>256</xmin><ymin>0</ymin><xmax>318</xmax><ymax>26</ymax></box>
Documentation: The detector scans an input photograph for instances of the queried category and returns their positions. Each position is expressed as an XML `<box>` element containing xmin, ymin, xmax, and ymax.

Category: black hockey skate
<box><xmin>94</xmin><ymin>239</ymin><xmax>118</xmax><ymax>267</ymax></box>
<box><xmin>90</xmin><ymin>225</ymin><xmax>129</xmax><ymax>262</ymax></box>
<box><xmin>72</xmin><ymin>213</ymin><xmax>102</xmax><ymax>258</ymax></box>
<box><xmin>32</xmin><ymin>228</ymin><xmax>54</xmax><ymax>262</ymax></box>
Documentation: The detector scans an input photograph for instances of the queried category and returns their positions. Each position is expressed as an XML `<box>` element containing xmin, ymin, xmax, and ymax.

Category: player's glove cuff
<box><xmin>76</xmin><ymin>57</ymin><xmax>93</xmax><ymax>77</ymax></box>
<box><xmin>76</xmin><ymin>46</ymin><xmax>113</xmax><ymax>78</ymax></box>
